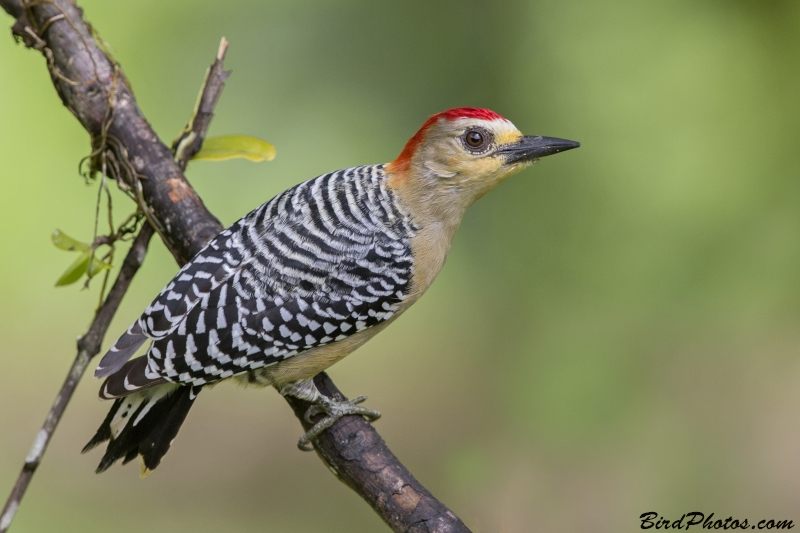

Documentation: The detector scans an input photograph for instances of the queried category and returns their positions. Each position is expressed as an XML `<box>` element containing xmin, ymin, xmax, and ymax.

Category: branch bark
<box><xmin>287</xmin><ymin>373</ymin><xmax>471</xmax><ymax>533</ymax></box>
<box><xmin>0</xmin><ymin>224</ymin><xmax>154</xmax><ymax>533</ymax></box>
<box><xmin>0</xmin><ymin>2</ymin><xmax>472</xmax><ymax>532</ymax></box>
<box><xmin>172</xmin><ymin>37</ymin><xmax>231</xmax><ymax>170</ymax></box>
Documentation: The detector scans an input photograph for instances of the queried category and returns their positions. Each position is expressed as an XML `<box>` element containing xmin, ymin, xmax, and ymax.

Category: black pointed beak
<box><xmin>498</xmin><ymin>136</ymin><xmax>580</xmax><ymax>164</ymax></box>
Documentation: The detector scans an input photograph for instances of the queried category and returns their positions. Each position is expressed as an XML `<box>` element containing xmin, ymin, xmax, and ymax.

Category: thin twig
<box><xmin>172</xmin><ymin>37</ymin><xmax>231</xmax><ymax>168</ymax></box>
<box><xmin>0</xmin><ymin>7</ymin><xmax>227</xmax><ymax>530</ymax></box>
<box><xmin>0</xmin><ymin>224</ymin><xmax>153</xmax><ymax>533</ymax></box>
<box><xmin>0</xmin><ymin>2</ymin><xmax>473</xmax><ymax>532</ymax></box>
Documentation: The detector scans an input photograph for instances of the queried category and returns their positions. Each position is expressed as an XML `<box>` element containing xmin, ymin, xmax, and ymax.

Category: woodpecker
<box><xmin>83</xmin><ymin>107</ymin><xmax>579</xmax><ymax>476</ymax></box>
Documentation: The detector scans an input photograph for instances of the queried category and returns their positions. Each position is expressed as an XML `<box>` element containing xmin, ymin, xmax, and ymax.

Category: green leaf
<box><xmin>55</xmin><ymin>251</ymin><xmax>91</xmax><ymax>286</ymax></box>
<box><xmin>55</xmin><ymin>252</ymin><xmax>111</xmax><ymax>287</ymax></box>
<box><xmin>87</xmin><ymin>257</ymin><xmax>110</xmax><ymax>279</ymax></box>
<box><xmin>51</xmin><ymin>229</ymin><xmax>89</xmax><ymax>252</ymax></box>
<box><xmin>192</xmin><ymin>135</ymin><xmax>276</xmax><ymax>162</ymax></box>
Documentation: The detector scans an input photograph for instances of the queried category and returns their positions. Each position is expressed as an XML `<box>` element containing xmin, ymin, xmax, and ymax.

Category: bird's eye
<box><xmin>466</xmin><ymin>131</ymin><xmax>483</xmax><ymax>147</ymax></box>
<box><xmin>462</xmin><ymin>128</ymin><xmax>492</xmax><ymax>153</ymax></box>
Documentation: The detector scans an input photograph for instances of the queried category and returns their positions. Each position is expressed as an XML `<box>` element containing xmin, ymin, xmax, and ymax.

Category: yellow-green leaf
<box><xmin>55</xmin><ymin>251</ymin><xmax>91</xmax><ymax>286</ymax></box>
<box><xmin>87</xmin><ymin>257</ymin><xmax>110</xmax><ymax>279</ymax></box>
<box><xmin>52</xmin><ymin>229</ymin><xmax>89</xmax><ymax>252</ymax></box>
<box><xmin>192</xmin><ymin>135</ymin><xmax>276</xmax><ymax>162</ymax></box>
<box><xmin>55</xmin><ymin>252</ymin><xmax>110</xmax><ymax>287</ymax></box>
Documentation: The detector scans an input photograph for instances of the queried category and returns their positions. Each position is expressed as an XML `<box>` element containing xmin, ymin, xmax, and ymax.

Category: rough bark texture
<box><xmin>0</xmin><ymin>1</ymin><xmax>473</xmax><ymax>532</ymax></box>
<box><xmin>8</xmin><ymin>0</ymin><xmax>222</xmax><ymax>264</ymax></box>
<box><xmin>287</xmin><ymin>373</ymin><xmax>472</xmax><ymax>533</ymax></box>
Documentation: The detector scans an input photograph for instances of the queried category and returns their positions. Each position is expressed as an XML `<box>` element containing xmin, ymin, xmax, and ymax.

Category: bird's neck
<box><xmin>385</xmin><ymin>165</ymin><xmax>466</xmax><ymax>304</ymax></box>
<box><xmin>385</xmin><ymin>162</ymin><xmax>472</xmax><ymax>228</ymax></box>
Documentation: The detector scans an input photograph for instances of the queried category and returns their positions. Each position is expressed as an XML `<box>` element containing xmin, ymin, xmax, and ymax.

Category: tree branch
<box><xmin>5</xmin><ymin>0</ymin><xmax>221</xmax><ymax>264</ymax></box>
<box><xmin>287</xmin><ymin>373</ymin><xmax>472</xmax><ymax>532</ymax></box>
<box><xmin>0</xmin><ymin>224</ymin><xmax>153</xmax><ymax>533</ymax></box>
<box><xmin>172</xmin><ymin>37</ymin><xmax>231</xmax><ymax>170</ymax></box>
<box><xmin>0</xmin><ymin>2</ymin><xmax>472</xmax><ymax>532</ymax></box>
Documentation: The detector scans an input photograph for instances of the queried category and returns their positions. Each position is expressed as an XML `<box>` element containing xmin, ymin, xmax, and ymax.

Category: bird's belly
<box><xmin>226</xmin><ymin>220</ymin><xmax>456</xmax><ymax>392</ymax></box>
<box><xmin>234</xmin><ymin>320</ymin><xmax>394</xmax><ymax>390</ymax></box>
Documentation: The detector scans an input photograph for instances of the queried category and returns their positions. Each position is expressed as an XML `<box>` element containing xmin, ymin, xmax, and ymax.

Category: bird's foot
<box><xmin>297</xmin><ymin>395</ymin><xmax>381</xmax><ymax>451</ymax></box>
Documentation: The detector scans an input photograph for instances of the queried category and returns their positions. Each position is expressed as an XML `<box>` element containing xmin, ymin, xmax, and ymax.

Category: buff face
<box><xmin>388</xmin><ymin>108</ymin><xmax>580</xmax><ymax>220</ymax></box>
<box><xmin>413</xmin><ymin>116</ymin><xmax>530</xmax><ymax>205</ymax></box>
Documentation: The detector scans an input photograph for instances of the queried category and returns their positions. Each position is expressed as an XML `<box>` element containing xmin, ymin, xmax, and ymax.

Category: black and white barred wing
<box><xmin>96</xmin><ymin>164</ymin><xmax>415</xmax><ymax>395</ymax></box>
<box><xmin>145</xmin><ymin>245</ymin><xmax>410</xmax><ymax>388</ymax></box>
<box><xmin>94</xmin><ymin>226</ymin><xmax>242</xmax><ymax>380</ymax></box>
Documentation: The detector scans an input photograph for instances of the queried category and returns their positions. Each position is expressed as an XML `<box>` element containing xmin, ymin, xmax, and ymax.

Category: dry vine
<box><xmin>0</xmin><ymin>2</ymin><xmax>473</xmax><ymax>532</ymax></box>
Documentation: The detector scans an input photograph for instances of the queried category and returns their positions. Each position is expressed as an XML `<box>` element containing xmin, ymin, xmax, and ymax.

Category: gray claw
<box><xmin>297</xmin><ymin>396</ymin><xmax>381</xmax><ymax>451</ymax></box>
<box><xmin>304</xmin><ymin>404</ymin><xmax>324</xmax><ymax>423</ymax></box>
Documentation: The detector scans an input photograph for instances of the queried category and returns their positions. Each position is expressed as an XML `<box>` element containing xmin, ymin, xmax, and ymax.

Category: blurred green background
<box><xmin>2</xmin><ymin>1</ymin><xmax>800</xmax><ymax>531</ymax></box>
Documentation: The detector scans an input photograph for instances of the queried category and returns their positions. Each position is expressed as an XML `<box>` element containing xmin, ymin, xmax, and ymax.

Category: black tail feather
<box><xmin>122</xmin><ymin>447</ymin><xmax>138</xmax><ymax>466</ymax></box>
<box><xmin>82</xmin><ymin>398</ymin><xmax>123</xmax><ymax>453</ymax></box>
<box><xmin>84</xmin><ymin>385</ymin><xmax>201</xmax><ymax>475</ymax></box>
<box><xmin>138</xmin><ymin>386</ymin><xmax>198</xmax><ymax>472</ymax></box>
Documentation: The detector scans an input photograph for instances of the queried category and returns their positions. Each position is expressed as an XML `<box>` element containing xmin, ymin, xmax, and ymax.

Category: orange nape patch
<box><xmin>387</xmin><ymin>107</ymin><xmax>508</xmax><ymax>176</ymax></box>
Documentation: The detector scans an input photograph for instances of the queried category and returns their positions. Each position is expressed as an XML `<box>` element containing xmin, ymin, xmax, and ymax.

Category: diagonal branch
<box><xmin>0</xmin><ymin>21</ymin><xmax>228</xmax><ymax>533</ymax></box>
<box><xmin>172</xmin><ymin>37</ymin><xmax>231</xmax><ymax>170</ymax></box>
<box><xmin>5</xmin><ymin>0</ymin><xmax>222</xmax><ymax>265</ymax></box>
<box><xmin>0</xmin><ymin>2</ymin><xmax>472</xmax><ymax>532</ymax></box>
<box><xmin>0</xmin><ymin>7</ymin><xmax>235</xmax><ymax>527</ymax></box>
<box><xmin>0</xmin><ymin>223</ymin><xmax>153</xmax><ymax>533</ymax></box>
<box><xmin>287</xmin><ymin>373</ymin><xmax>472</xmax><ymax>532</ymax></box>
